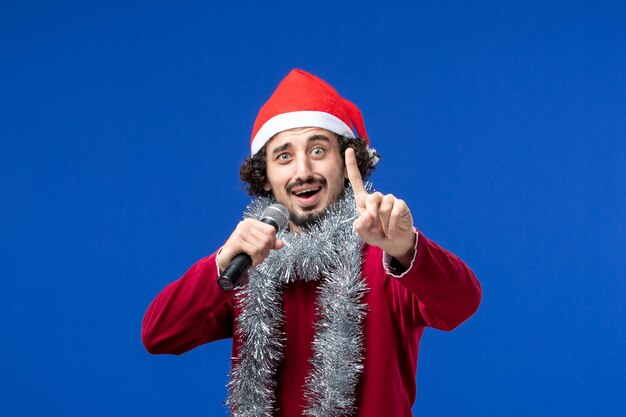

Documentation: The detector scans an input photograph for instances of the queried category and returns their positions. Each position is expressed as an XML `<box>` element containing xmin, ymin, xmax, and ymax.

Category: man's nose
<box><xmin>294</xmin><ymin>154</ymin><xmax>313</xmax><ymax>180</ymax></box>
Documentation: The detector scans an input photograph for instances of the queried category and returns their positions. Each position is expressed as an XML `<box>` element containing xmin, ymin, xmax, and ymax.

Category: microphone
<box><xmin>217</xmin><ymin>203</ymin><xmax>289</xmax><ymax>291</ymax></box>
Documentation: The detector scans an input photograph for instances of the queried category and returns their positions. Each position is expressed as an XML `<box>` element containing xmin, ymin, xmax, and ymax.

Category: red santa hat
<box><xmin>250</xmin><ymin>69</ymin><xmax>374</xmax><ymax>158</ymax></box>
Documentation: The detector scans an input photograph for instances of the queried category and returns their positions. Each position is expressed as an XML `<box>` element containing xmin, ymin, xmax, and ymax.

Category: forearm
<box><xmin>142</xmin><ymin>251</ymin><xmax>235</xmax><ymax>354</ymax></box>
<box><xmin>387</xmin><ymin>231</ymin><xmax>482</xmax><ymax>331</ymax></box>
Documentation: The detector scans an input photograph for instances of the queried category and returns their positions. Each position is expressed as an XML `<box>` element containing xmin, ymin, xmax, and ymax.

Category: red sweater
<box><xmin>142</xmin><ymin>232</ymin><xmax>481</xmax><ymax>416</ymax></box>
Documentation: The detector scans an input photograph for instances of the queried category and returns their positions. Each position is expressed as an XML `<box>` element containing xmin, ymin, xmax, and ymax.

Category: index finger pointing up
<box><xmin>345</xmin><ymin>147</ymin><xmax>368</xmax><ymax>200</ymax></box>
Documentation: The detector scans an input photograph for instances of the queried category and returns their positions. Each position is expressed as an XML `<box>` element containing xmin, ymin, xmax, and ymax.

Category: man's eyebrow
<box><xmin>271</xmin><ymin>142</ymin><xmax>292</xmax><ymax>156</ymax></box>
<box><xmin>270</xmin><ymin>134</ymin><xmax>333</xmax><ymax>156</ymax></box>
<box><xmin>307</xmin><ymin>134</ymin><xmax>331</xmax><ymax>144</ymax></box>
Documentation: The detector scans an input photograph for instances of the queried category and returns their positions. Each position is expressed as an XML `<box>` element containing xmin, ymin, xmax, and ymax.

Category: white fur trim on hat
<box><xmin>251</xmin><ymin>111</ymin><xmax>355</xmax><ymax>155</ymax></box>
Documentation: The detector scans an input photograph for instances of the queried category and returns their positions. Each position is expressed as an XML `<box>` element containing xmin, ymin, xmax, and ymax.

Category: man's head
<box><xmin>239</xmin><ymin>69</ymin><xmax>379</xmax><ymax>228</ymax></box>
<box><xmin>240</xmin><ymin>127</ymin><xmax>377</xmax><ymax>227</ymax></box>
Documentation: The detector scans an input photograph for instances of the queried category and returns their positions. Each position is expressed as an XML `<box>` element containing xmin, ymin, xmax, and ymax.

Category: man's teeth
<box><xmin>294</xmin><ymin>188</ymin><xmax>319</xmax><ymax>195</ymax></box>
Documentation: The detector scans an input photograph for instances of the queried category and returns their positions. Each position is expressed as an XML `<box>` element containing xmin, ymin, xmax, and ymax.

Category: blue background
<box><xmin>1</xmin><ymin>1</ymin><xmax>624</xmax><ymax>416</ymax></box>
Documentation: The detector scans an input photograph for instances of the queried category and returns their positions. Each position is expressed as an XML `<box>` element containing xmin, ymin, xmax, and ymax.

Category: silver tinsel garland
<box><xmin>227</xmin><ymin>188</ymin><xmax>369</xmax><ymax>417</ymax></box>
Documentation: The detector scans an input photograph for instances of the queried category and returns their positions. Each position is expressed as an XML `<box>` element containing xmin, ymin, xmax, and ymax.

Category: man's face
<box><xmin>263</xmin><ymin>127</ymin><xmax>346</xmax><ymax>229</ymax></box>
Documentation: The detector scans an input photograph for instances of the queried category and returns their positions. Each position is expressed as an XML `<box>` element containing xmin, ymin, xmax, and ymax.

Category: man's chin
<box><xmin>289</xmin><ymin>207</ymin><xmax>325</xmax><ymax>229</ymax></box>
<box><xmin>283</xmin><ymin>188</ymin><xmax>345</xmax><ymax>229</ymax></box>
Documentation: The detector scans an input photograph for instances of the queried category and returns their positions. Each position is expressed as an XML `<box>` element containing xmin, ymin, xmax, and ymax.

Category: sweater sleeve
<box><xmin>141</xmin><ymin>251</ymin><xmax>236</xmax><ymax>355</ymax></box>
<box><xmin>384</xmin><ymin>230</ymin><xmax>482</xmax><ymax>331</ymax></box>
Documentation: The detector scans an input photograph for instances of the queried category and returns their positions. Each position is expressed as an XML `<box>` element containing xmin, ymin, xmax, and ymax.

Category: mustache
<box><xmin>286</xmin><ymin>176</ymin><xmax>328</xmax><ymax>194</ymax></box>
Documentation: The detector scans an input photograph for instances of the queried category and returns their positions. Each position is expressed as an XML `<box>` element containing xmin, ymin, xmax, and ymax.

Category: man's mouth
<box><xmin>290</xmin><ymin>185</ymin><xmax>323</xmax><ymax>207</ymax></box>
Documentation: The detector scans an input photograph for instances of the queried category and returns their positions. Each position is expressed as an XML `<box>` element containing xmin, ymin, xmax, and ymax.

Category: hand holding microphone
<box><xmin>217</xmin><ymin>204</ymin><xmax>289</xmax><ymax>291</ymax></box>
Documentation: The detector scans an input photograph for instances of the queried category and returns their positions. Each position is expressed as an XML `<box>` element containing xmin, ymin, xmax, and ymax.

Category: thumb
<box><xmin>273</xmin><ymin>238</ymin><xmax>285</xmax><ymax>250</ymax></box>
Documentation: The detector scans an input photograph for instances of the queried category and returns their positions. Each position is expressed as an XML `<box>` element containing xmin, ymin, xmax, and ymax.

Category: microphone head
<box><xmin>262</xmin><ymin>203</ymin><xmax>289</xmax><ymax>232</ymax></box>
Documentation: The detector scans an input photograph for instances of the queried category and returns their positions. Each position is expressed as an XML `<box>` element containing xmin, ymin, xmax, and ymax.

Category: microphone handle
<box><xmin>217</xmin><ymin>252</ymin><xmax>252</xmax><ymax>291</ymax></box>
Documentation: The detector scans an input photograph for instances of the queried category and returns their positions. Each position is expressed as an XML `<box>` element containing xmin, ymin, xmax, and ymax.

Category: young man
<box><xmin>142</xmin><ymin>69</ymin><xmax>482</xmax><ymax>417</ymax></box>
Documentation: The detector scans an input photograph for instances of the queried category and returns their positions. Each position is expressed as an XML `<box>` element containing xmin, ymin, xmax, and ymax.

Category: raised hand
<box><xmin>345</xmin><ymin>148</ymin><xmax>416</xmax><ymax>267</ymax></box>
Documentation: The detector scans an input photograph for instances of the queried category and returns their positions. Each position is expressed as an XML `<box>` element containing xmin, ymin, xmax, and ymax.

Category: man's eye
<box><xmin>311</xmin><ymin>147</ymin><xmax>325</xmax><ymax>156</ymax></box>
<box><xmin>277</xmin><ymin>153</ymin><xmax>291</xmax><ymax>161</ymax></box>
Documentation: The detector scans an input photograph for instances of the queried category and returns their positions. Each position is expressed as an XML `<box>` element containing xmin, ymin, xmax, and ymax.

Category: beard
<box><xmin>289</xmin><ymin>211</ymin><xmax>322</xmax><ymax>229</ymax></box>
<box><xmin>288</xmin><ymin>186</ymin><xmax>347</xmax><ymax>230</ymax></box>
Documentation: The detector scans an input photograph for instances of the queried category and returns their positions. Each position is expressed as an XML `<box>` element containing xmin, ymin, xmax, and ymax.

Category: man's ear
<box><xmin>263</xmin><ymin>183</ymin><xmax>271</xmax><ymax>192</ymax></box>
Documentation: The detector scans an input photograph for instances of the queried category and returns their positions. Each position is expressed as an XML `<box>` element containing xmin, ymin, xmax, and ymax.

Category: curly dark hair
<box><xmin>240</xmin><ymin>135</ymin><xmax>379</xmax><ymax>197</ymax></box>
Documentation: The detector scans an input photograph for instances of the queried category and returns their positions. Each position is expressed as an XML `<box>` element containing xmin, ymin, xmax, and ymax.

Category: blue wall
<box><xmin>1</xmin><ymin>1</ymin><xmax>624</xmax><ymax>415</ymax></box>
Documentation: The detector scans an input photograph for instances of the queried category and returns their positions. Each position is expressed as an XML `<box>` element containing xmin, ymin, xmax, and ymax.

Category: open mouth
<box><xmin>292</xmin><ymin>187</ymin><xmax>321</xmax><ymax>197</ymax></box>
<box><xmin>291</xmin><ymin>185</ymin><xmax>323</xmax><ymax>206</ymax></box>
